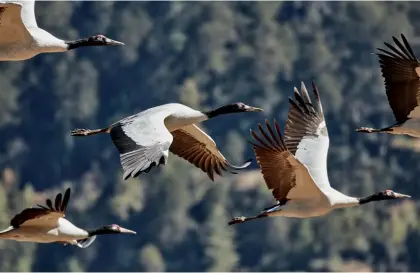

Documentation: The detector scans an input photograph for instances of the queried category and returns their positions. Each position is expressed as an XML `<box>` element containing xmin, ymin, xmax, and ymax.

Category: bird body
<box><xmin>71</xmin><ymin>102</ymin><xmax>263</xmax><ymax>181</ymax></box>
<box><xmin>229</xmin><ymin>82</ymin><xmax>410</xmax><ymax>225</ymax></box>
<box><xmin>0</xmin><ymin>0</ymin><xmax>123</xmax><ymax>61</ymax></box>
<box><xmin>0</xmin><ymin>188</ymin><xmax>136</xmax><ymax>247</ymax></box>
<box><xmin>386</xmin><ymin>117</ymin><xmax>420</xmax><ymax>138</ymax></box>
<box><xmin>266</xmin><ymin>188</ymin><xmax>362</xmax><ymax>218</ymax></box>
<box><xmin>356</xmin><ymin>34</ymin><xmax>420</xmax><ymax>137</ymax></box>
<box><xmin>0</xmin><ymin>218</ymin><xmax>88</xmax><ymax>244</ymax></box>
<box><xmin>115</xmin><ymin>103</ymin><xmax>206</xmax><ymax>147</ymax></box>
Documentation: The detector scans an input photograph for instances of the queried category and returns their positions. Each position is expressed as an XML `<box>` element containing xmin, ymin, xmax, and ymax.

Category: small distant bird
<box><xmin>0</xmin><ymin>188</ymin><xmax>136</xmax><ymax>247</ymax></box>
<box><xmin>0</xmin><ymin>0</ymin><xmax>124</xmax><ymax>61</ymax></box>
<box><xmin>229</xmin><ymin>82</ymin><xmax>410</xmax><ymax>225</ymax></box>
<box><xmin>357</xmin><ymin>34</ymin><xmax>420</xmax><ymax>137</ymax></box>
<box><xmin>71</xmin><ymin>102</ymin><xmax>263</xmax><ymax>181</ymax></box>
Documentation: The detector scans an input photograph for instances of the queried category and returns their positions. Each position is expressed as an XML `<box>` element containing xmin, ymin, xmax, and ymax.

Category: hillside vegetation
<box><xmin>0</xmin><ymin>2</ymin><xmax>420</xmax><ymax>271</ymax></box>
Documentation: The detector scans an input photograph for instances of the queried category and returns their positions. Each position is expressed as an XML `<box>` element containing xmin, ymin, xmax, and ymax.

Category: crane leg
<box><xmin>356</xmin><ymin>126</ymin><xmax>394</xmax><ymax>134</ymax></box>
<box><xmin>355</xmin><ymin>127</ymin><xmax>380</xmax><ymax>133</ymax></box>
<box><xmin>228</xmin><ymin>212</ymin><xmax>268</xmax><ymax>225</ymax></box>
<box><xmin>70</xmin><ymin>128</ymin><xmax>109</xmax><ymax>136</ymax></box>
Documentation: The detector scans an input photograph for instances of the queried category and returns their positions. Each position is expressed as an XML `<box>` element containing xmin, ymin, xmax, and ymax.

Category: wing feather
<box><xmin>45</xmin><ymin>198</ymin><xmax>53</xmax><ymax>211</ymax></box>
<box><xmin>250</xmin><ymin>119</ymin><xmax>324</xmax><ymax>201</ymax></box>
<box><xmin>54</xmin><ymin>193</ymin><xmax>62</xmax><ymax>212</ymax></box>
<box><xmin>110</xmin><ymin>121</ymin><xmax>172</xmax><ymax>180</ymax></box>
<box><xmin>284</xmin><ymin>81</ymin><xmax>330</xmax><ymax>189</ymax></box>
<box><xmin>376</xmin><ymin>34</ymin><xmax>420</xmax><ymax>123</ymax></box>
<box><xmin>60</xmin><ymin>188</ymin><xmax>71</xmax><ymax>212</ymax></box>
<box><xmin>10</xmin><ymin>188</ymin><xmax>71</xmax><ymax>228</ymax></box>
<box><xmin>170</xmin><ymin>124</ymin><xmax>252</xmax><ymax>181</ymax></box>
<box><xmin>0</xmin><ymin>2</ymin><xmax>33</xmax><ymax>45</ymax></box>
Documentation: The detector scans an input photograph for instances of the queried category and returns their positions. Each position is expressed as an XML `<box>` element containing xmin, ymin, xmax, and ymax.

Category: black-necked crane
<box><xmin>0</xmin><ymin>188</ymin><xmax>136</xmax><ymax>247</ymax></box>
<box><xmin>229</xmin><ymin>82</ymin><xmax>410</xmax><ymax>225</ymax></box>
<box><xmin>0</xmin><ymin>0</ymin><xmax>123</xmax><ymax>61</ymax></box>
<box><xmin>356</xmin><ymin>34</ymin><xmax>420</xmax><ymax>137</ymax></box>
<box><xmin>71</xmin><ymin>102</ymin><xmax>263</xmax><ymax>181</ymax></box>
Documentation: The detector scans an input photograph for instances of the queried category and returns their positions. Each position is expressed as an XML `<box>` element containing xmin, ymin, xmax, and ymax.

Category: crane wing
<box><xmin>14</xmin><ymin>0</ymin><xmax>37</xmax><ymax>28</ymax></box>
<box><xmin>110</xmin><ymin>113</ymin><xmax>173</xmax><ymax>180</ymax></box>
<box><xmin>284</xmin><ymin>82</ymin><xmax>330</xmax><ymax>189</ymax></box>
<box><xmin>10</xmin><ymin>188</ymin><xmax>71</xmax><ymax>228</ymax></box>
<box><xmin>249</xmin><ymin>120</ymin><xmax>326</xmax><ymax>202</ymax></box>
<box><xmin>0</xmin><ymin>1</ymin><xmax>33</xmax><ymax>45</ymax></box>
<box><xmin>376</xmin><ymin>34</ymin><xmax>420</xmax><ymax>123</ymax></box>
<box><xmin>169</xmin><ymin>124</ymin><xmax>252</xmax><ymax>181</ymax></box>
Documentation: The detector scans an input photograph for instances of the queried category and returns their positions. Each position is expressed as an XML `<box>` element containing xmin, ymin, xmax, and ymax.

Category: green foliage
<box><xmin>0</xmin><ymin>1</ymin><xmax>419</xmax><ymax>271</ymax></box>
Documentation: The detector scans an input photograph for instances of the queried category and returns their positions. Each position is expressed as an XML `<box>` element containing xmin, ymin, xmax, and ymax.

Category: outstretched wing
<box><xmin>110</xmin><ymin>113</ymin><xmax>173</xmax><ymax>180</ymax></box>
<box><xmin>14</xmin><ymin>0</ymin><xmax>37</xmax><ymax>28</ymax></box>
<box><xmin>10</xmin><ymin>188</ymin><xmax>71</xmax><ymax>228</ymax></box>
<box><xmin>249</xmin><ymin>120</ymin><xmax>325</xmax><ymax>203</ymax></box>
<box><xmin>0</xmin><ymin>1</ymin><xmax>33</xmax><ymax>45</ymax></box>
<box><xmin>376</xmin><ymin>34</ymin><xmax>420</xmax><ymax>123</ymax></box>
<box><xmin>170</xmin><ymin>125</ymin><xmax>252</xmax><ymax>181</ymax></box>
<box><xmin>284</xmin><ymin>81</ymin><xmax>330</xmax><ymax>189</ymax></box>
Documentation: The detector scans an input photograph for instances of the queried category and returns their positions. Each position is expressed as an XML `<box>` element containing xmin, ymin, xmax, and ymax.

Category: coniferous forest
<box><xmin>1</xmin><ymin>1</ymin><xmax>420</xmax><ymax>271</ymax></box>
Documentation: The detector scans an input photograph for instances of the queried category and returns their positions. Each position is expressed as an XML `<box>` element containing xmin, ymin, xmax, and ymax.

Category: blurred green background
<box><xmin>0</xmin><ymin>1</ymin><xmax>420</xmax><ymax>271</ymax></box>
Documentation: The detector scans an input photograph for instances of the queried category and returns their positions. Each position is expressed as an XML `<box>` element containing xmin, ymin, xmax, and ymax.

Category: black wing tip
<box><xmin>54</xmin><ymin>193</ymin><xmax>63</xmax><ymax>211</ymax></box>
<box><xmin>311</xmin><ymin>80</ymin><xmax>319</xmax><ymax>95</ymax></box>
<box><xmin>311</xmin><ymin>81</ymin><xmax>317</xmax><ymax>90</ymax></box>
<box><xmin>249</xmin><ymin>118</ymin><xmax>285</xmax><ymax>149</ymax></box>
<box><xmin>293</xmin><ymin>87</ymin><xmax>300</xmax><ymax>97</ymax></box>
<box><xmin>400</xmin><ymin>33</ymin><xmax>409</xmax><ymax>46</ymax></box>
<box><xmin>381</xmin><ymin>34</ymin><xmax>417</xmax><ymax>61</ymax></box>
<box><xmin>64</xmin><ymin>187</ymin><xmax>71</xmax><ymax>195</ymax></box>
<box><xmin>122</xmin><ymin>162</ymin><xmax>156</xmax><ymax>181</ymax></box>
<box><xmin>61</xmin><ymin>187</ymin><xmax>71</xmax><ymax>212</ymax></box>
<box><xmin>392</xmin><ymin>34</ymin><xmax>408</xmax><ymax>44</ymax></box>
<box><xmin>123</xmin><ymin>173</ymin><xmax>131</xmax><ymax>180</ymax></box>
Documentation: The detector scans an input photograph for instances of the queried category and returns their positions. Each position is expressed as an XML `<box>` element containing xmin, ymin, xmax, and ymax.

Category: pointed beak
<box><xmin>119</xmin><ymin>227</ymin><xmax>137</xmax><ymax>234</ymax></box>
<box><xmin>394</xmin><ymin>192</ymin><xmax>411</xmax><ymax>199</ymax></box>
<box><xmin>246</xmin><ymin>106</ymin><xmax>264</xmax><ymax>112</ymax></box>
<box><xmin>106</xmin><ymin>38</ymin><xmax>125</xmax><ymax>46</ymax></box>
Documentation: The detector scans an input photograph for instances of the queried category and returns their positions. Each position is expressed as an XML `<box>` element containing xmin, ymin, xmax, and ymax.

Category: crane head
<box><xmin>87</xmin><ymin>34</ymin><xmax>124</xmax><ymax>46</ymax></box>
<box><xmin>381</xmin><ymin>189</ymin><xmax>411</xmax><ymax>199</ymax></box>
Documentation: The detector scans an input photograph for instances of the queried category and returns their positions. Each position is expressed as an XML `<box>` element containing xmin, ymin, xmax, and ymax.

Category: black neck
<box><xmin>358</xmin><ymin>193</ymin><xmax>386</xmax><ymax>205</ymax></box>
<box><xmin>87</xmin><ymin>227</ymin><xmax>115</xmax><ymax>236</ymax></box>
<box><xmin>203</xmin><ymin>105</ymin><xmax>238</xmax><ymax>119</ymax></box>
<box><xmin>65</xmin><ymin>38</ymin><xmax>91</xmax><ymax>50</ymax></box>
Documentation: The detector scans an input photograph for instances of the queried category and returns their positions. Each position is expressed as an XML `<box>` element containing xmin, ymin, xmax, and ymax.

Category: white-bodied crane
<box><xmin>0</xmin><ymin>0</ymin><xmax>123</xmax><ymax>61</ymax></box>
<box><xmin>229</xmin><ymin>82</ymin><xmax>410</xmax><ymax>225</ymax></box>
<box><xmin>71</xmin><ymin>102</ymin><xmax>263</xmax><ymax>181</ymax></box>
<box><xmin>357</xmin><ymin>34</ymin><xmax>420</xmax><ymax>137</ymax></box>
<box><xmin>0</xmin><ymin>188</ymin><xmax>136</xmax><ymax>247</ymax></box>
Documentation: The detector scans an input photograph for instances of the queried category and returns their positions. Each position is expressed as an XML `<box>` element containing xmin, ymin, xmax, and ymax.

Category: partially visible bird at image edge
<box><xmin>356</xmin><ymin>34</ymin><xmax>420</xmax><ymax>138</ymax></box>
<box><xmin>0</xmin><ymin>188</ymin><xmax>136</xmax><ymax>247</ymax></box>
<box><xmin>0</xmin><ymin>0</ymin><xmax>123</xmax><ymax>61</ymax></box>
